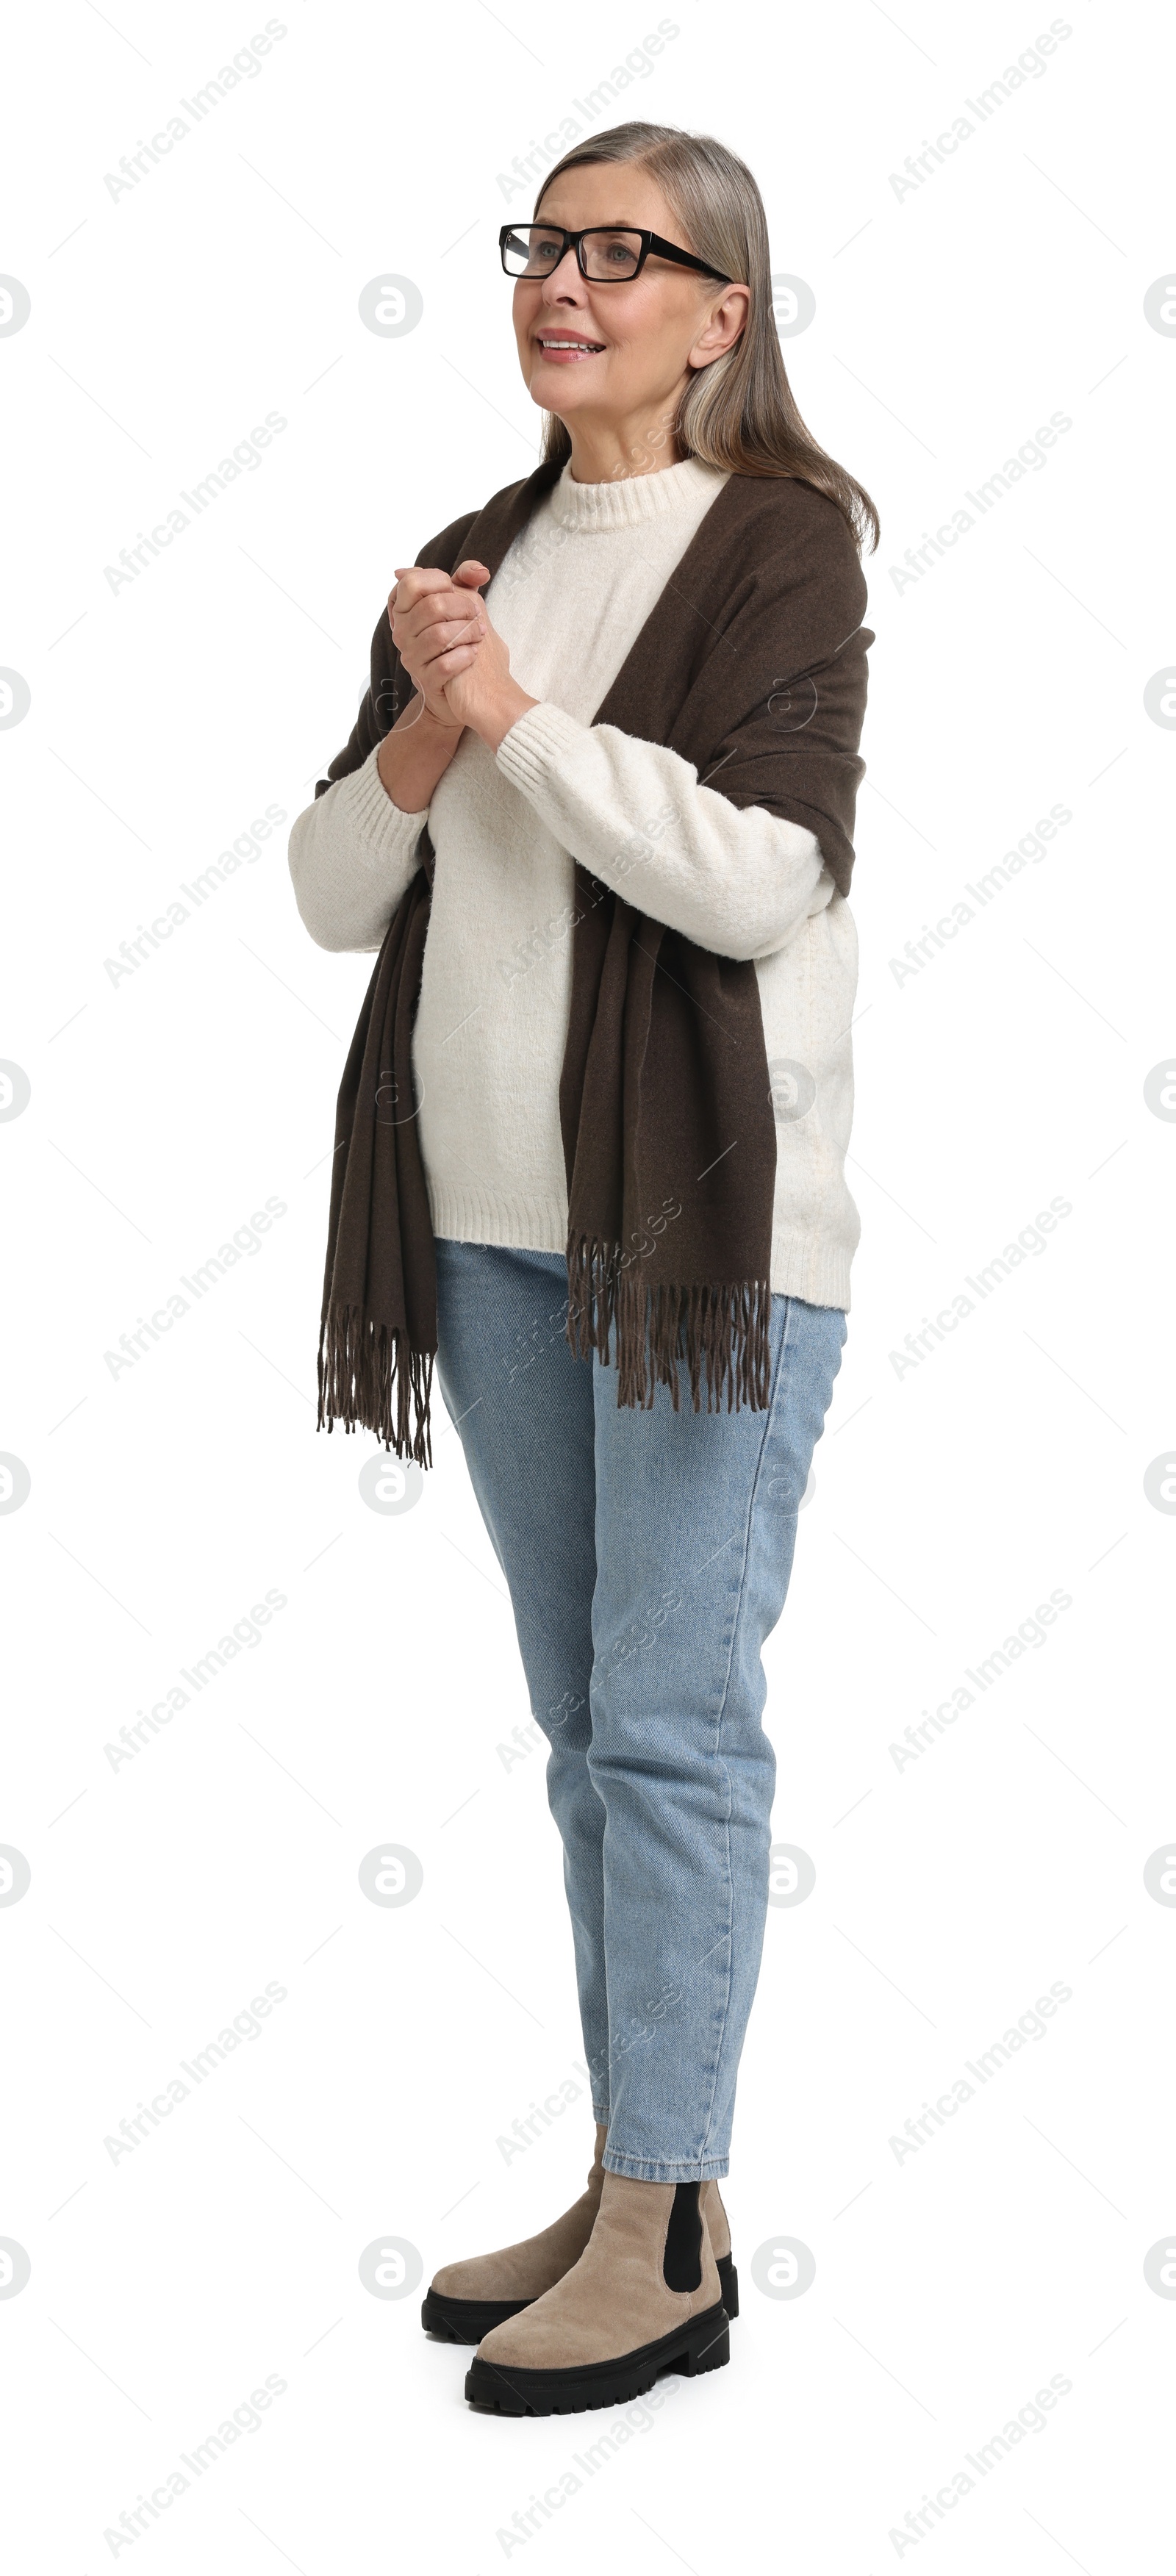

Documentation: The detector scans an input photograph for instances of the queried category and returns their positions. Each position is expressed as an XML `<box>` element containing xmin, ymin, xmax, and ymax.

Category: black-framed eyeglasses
<box><xmin>499</xmin><ymin>223</ymin><xmax>733</xmax><ymax>286</ymax></box>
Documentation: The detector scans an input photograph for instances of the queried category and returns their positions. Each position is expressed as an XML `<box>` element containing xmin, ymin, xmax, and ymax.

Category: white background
<box><xmin>3</xmin><ymin>1</ymin><xmax>1174</xmax><ymax>2568</ymax></box>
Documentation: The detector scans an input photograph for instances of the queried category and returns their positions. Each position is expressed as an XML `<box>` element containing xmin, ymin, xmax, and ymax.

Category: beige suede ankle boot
<box><xmin>421</xmin><ymin>2125</ymin><xmax>608</xmax><ymax>2344</ymax></box>
<box><xmin>465</xmin><ymin>2172</ymin><xmax>730</xmax><ymax>2415</ymax></box>
<box><xmin>700</xmin><ymin>2178</ymin><xmax>739</xmax><ymax>2316</ymax></box>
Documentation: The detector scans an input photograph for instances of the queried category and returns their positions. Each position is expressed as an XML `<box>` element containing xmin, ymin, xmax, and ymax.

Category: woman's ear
<box><xmin>688</xmin><ymin>282</ymin><xmax>750</xmax><ymax>371</ymax></box>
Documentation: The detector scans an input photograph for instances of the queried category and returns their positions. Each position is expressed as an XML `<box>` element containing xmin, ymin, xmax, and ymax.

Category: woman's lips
<box><xmin>533</xmin><ymin>336</ymin><xmax>606</xmax><ymax>364</ymax></box>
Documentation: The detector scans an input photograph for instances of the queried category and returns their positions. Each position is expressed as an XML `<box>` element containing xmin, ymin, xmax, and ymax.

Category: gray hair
<box><xmin>533</xmin><ymin>121</ymin><xmax>879</xmax><ymax>553</ymax></box>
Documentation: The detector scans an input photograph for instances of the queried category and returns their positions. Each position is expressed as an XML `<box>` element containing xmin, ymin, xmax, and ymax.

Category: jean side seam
<box><xmin>696</xmin><ymin>1295</ymin><xmax>795</xmax><ymax>2164</ymax></box>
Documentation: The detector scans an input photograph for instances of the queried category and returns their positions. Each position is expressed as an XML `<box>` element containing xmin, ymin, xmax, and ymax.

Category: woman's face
<box><xmin>510</xmin><ymin>162</ymin><xmax>746</xmax><ymax>446</ymax></box>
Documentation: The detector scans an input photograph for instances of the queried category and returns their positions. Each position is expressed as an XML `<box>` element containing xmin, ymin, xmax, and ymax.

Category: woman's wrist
<box><xmin>376</xmin><ymin>695</ymin><xmax>464</xmax><ymax>812</ymax></box>
<box><xmin>476</xmin><ymin>677</ymin><xmax>539</xmax><ymax>756</ymax></box>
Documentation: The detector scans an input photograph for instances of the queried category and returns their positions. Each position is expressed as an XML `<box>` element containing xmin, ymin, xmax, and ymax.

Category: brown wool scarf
<box><xmin>314</xmin><ymin>461</ymin><xmax>873</xmax><ymax>1465</ymax></box>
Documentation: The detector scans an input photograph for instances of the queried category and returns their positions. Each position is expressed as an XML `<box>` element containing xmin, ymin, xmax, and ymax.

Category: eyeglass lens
<box><xmin>503</xmin><ymin>227</ymin><xmax>644</xmax><ymax>280</ymax></box>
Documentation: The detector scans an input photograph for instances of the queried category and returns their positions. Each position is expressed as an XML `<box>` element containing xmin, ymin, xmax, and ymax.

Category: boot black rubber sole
<box><xmin>423</xmin><ymin>2252</ymin><xmax>739</xmax><ymax>2344</ymax></box>
<box><xmin>463</xmin><ymin>2297</ymin><xmax>731</xmax><ymax>2416</ymax></box>
<box><xmin>421</xmin><ymin>2286</ymin><xmax>531</xmax><ymax>2343</ymax></box>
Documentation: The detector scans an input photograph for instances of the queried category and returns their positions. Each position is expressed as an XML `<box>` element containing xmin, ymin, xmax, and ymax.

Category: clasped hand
<box><xmin>387</xmin><ymin>561</ymin><xmax>536</xmax><ymax>752</ymax></box>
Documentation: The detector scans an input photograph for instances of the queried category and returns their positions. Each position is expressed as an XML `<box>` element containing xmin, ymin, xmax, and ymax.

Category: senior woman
<box><xmin>288</xmin><ymin>119</ymin><xmax>877</xmax><ymax>2417</ymax></box>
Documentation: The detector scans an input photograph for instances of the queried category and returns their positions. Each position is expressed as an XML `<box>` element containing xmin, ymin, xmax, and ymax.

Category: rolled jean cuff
<box><xmin>603</xmin><ymin>2148</ymin><xmax>731</xmax><ymax>2183</ymax></box>
<box><xmin>592</xmin><ymin>2102</ymin><xmax>610</xmax><ymax>2127</ymax></box>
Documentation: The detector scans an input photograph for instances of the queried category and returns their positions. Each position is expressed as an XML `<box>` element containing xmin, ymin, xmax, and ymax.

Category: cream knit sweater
<box><xmin>289</xmin><ymin>457</ymin><xmax>861</xmax><ymax>1308</ymax></box>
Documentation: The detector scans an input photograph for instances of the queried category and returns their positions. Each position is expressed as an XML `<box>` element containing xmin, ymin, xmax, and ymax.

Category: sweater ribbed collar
<box><xmin>547</xmin><ymin>453</ymin><xmax>729</xmax><ymax>534</ymax></box>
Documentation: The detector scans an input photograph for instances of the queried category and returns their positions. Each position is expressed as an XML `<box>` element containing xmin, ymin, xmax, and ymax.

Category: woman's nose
<box><xmin>542</xmin><ymin>247</ymin><xmax>584</xmax><ymax>295</ymax></box>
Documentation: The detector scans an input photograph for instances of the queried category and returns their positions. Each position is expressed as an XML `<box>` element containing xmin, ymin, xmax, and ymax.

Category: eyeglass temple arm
<box><xmin>648</xmin><ymin>234</ymin><xmax>732</xmax><ymax>282</ymax></box>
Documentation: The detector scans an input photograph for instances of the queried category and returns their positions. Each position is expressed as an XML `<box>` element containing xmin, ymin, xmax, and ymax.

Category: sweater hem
<box><xmin>768</xmin><ymin>1230</ymin><xmax>853</xmax><ymax>1313</ymax></box>
<box><xmin>427</xmin><ymin>1183</ymin><xmax>568</xmax><ymax>1252</ymax></box>
<box><xmin>426</xmin><ymin>1188</ymin><xmax>853</xmax><ymax>1310</ymax></box>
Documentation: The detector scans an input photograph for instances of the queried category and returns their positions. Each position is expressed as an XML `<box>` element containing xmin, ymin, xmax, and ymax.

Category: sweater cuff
<box><xmin>495</xmin><ymin>701</ymin><xmax>587</xmax><ymax>795</ymax></box>
<box><xmin>334</xmin><ymin>739</ymin><xmax>429</xmax><ymax>853</ymax></box>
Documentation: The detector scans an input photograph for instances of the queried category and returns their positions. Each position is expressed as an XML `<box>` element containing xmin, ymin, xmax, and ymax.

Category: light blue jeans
<box><xmin>434</xmin><ymin>1240</ymin><xmax>846</xmax><ymax>2181</ymax></box>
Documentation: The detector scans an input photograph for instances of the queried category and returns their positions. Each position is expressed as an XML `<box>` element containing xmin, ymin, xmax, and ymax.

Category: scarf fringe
<box><xmin>565</xmin><ymin>1237</ymin><xmax>772</xmax><ymax>1414</ymax></box>
<box><xmin>317</xmin><ymin>1302</ymin><xmax>434</xmax><ymax>1466</ymax></box>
